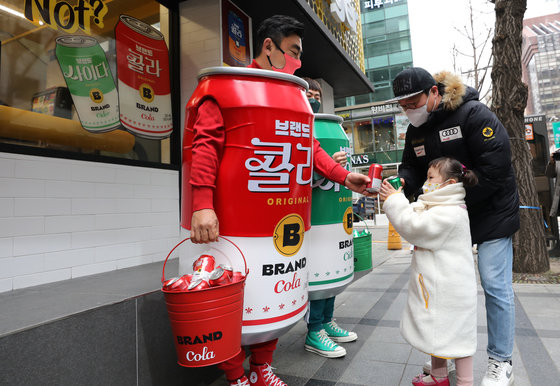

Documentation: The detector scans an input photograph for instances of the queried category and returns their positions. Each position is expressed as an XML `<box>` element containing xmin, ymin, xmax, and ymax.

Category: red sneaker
<box><xmin>248</xmin><ymin>363</ymin><xmax>287</xmax><ymax>386</ymax></box>
<box><xmin>229</xmin><ymin>375</ymin><xmax>250</xmax><ymax>386</ymax></box>
<box><xmin>412</xmin><ymin>373</ymin><xmax>450</xmax><ymax>386</ymax></box>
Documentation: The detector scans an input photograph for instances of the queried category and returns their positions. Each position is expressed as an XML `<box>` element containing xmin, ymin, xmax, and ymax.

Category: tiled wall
<box><xmin>0</xmin><ymin>152</ymin><xmax>181</xmax><ymax>293</ymax></box>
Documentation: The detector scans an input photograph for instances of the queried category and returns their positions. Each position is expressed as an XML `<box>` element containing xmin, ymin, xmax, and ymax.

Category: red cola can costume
<box><xmin>182</xmin><ymin>66</ymin><xmax>314</xmax><ymax>345</ymax></box>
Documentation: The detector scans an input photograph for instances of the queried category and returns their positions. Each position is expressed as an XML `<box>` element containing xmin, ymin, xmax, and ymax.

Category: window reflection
<box><xmin>0</xmin><ymin>0</ymin><xmax>172</xmax><ymax>164</ymax></box>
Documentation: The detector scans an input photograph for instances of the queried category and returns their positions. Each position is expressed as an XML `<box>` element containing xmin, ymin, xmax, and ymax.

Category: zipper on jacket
<box><xmin>418</xmin><ymin>274</ymin><xmax>429</xmax><ymax>309</ymax></box>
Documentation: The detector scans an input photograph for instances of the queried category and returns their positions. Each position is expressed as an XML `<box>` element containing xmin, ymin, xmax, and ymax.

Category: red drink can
<box><xmin>188</xmin><ymin>276</ymin><xmax>210</xmax><ymax>291</ymax></box>
<box><xmin>209</xmin><ymin>266</ymin><xmax>232</xmax><ymax>286</ymax></box>
<box><xmin>220</xmin><ymin>265</ymin><xmax>234</xmax><ymax>280</ymax></box>
<box><xmin>162</xmin><ymin>277</ymin><xmax>179</xmax><ymax>289</ymax></box>
<box><xmin>115</xmin><ymin>15</ymin><xmax>173</xmax><ymax>139</ymax></box>
<box><xmin>367</xmin><ymin>164</ymin><xmax>383</xmax><ymax>192</ymax></box>
<box><xmin>193</xmin><ymin>254</ymin><xmax>216</xmax><ymax>274</ymax></box>
<box><xmin>164</xmin><ymin>275</ymin><xmax>190</xmax><ymax>291</ymax></box>
<box><xmin>231</xmin><ymin>271</ymin><xmax>245</xmax><ymax>283</ymax></box>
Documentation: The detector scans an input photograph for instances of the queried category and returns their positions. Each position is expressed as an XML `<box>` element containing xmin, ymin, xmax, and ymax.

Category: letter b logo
<box><xmin>283</xmin><ymin>223</ymin><xmax>300</xmax><ymax>246</ymax></box>
<box><xmin>140</xmin><ymin>83</ymin><xmax>155</xmax><ymax>103</ymax></box>
<box><xmin>273</xmin><ymin>214</ymin><xmax>305</xmax><ymax>256</ymax></box>
<box><xmin>89</xmin><ymin>88</ymin><xmax>104</xmax><ymax>103</ymax></box>
<box><xmin>343</xmin><ymin>207</ymin><xmax>353</xmax><ymax>235</ymax></box>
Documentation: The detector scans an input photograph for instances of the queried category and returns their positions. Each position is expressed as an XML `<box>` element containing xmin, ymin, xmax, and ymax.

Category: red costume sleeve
<box><xmin>313</xmin><ymin>138</ymin><xmax>349</xmax><ymax>185</ymax></box>
<box><xmin>190</xmin><ymin>98</ymin><xmax>225</xmax><ymax>211</ymax></box>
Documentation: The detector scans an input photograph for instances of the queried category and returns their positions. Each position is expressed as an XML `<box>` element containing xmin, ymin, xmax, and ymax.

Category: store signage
<box><xmin>371</xmin><ymin>103</ymin><xmax>400</xmax><ymax>115</ymax></box>
<box><xmin>24</xmin><ymin>0</ymin><xmax>109</xmax><ymax>35</ymax></box>
<box><xmin>364</xmin><ymin>0</ymin><xmax>401</xmax><ymax>9</ymax></box>
<box><xmin>330</xmin><ymin>0</ymin><xmax>358</xmax><ymax>34</ymax></box>
<box><xmin>552</xmin><ymin>122</ymin><xmax>560</xmax><ymax>149</ymax></box>
<box><xmin>350</xmin><ymin>153</ymin><xmax>375</xmax><ymax>166</ymax></box>
<box><xmin>524</xmin><ymin>115</ymin><xmax>545</xmax><ymax>123</ymax></box>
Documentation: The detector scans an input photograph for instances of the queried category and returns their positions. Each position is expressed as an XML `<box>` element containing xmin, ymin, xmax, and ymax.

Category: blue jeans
<box><xmin>477</xmin><ymin>236</ymin><xmax>515</xmax><ymax>361</ymax></box>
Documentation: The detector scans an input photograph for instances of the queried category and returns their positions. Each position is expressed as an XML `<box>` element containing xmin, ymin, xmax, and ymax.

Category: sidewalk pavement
<box><xmin>208</xmin><ymin>223</ymin><xmax>560</xmax><ymax>386</ymax></box>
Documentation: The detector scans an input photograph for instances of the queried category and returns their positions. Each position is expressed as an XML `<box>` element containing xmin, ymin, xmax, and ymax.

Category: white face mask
<box><xmin>422</xmin><ymin>179</ymin><xmax>451</xmax><ymax>194</ymax></box>
<box><xmin>405</xmin><ymin>92</ymin><xmax>437</xmax><ymax>127</ymax></box>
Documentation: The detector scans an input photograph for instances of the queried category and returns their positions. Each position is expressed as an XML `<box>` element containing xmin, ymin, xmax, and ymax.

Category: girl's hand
<box><xmin>379</xmin><ymin>179</ymin><xmax>399</xmax><ymax>200</ymax></box>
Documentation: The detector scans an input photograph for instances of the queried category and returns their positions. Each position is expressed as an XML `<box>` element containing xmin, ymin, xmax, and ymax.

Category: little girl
<box><xmin>379</xmin><ymin>157</ymin><xmax>478</xmax><ymax>386</ymax></box>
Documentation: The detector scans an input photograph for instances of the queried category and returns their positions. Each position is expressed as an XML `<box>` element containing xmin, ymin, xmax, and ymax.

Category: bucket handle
<box><xmin>161</xmin><ymin>236</ymin><xmax>248</xmax><ymax>284</ymax></box>
<box><xmin>353</xmin><ymin>212</ymin><xmax>370</xmax><ymax>232</ymax></box>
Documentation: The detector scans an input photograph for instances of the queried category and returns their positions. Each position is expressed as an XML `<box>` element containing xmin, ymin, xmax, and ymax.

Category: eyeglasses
<box><xmin>398</xmin><ymin>94</ymin><xmax>427</xmax><ymax>111</ymax></box>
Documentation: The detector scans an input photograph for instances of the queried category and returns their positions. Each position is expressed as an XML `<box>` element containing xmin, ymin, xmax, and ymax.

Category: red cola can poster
<box><xmin>115</xmin><ymin>15</ymin><xmax>172</xmax><ymax>139</ymax></box>
<box><xmin>181</xmin><ymin>67</ymin><xmax>314</xmax><ymax>344</ymax></box>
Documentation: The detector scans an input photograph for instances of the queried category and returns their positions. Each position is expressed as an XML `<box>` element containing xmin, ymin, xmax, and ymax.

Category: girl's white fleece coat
<box><xmin>383</xmin><ymin>183</ymin><xmax>477</xmax><ymax>359</ymax></box>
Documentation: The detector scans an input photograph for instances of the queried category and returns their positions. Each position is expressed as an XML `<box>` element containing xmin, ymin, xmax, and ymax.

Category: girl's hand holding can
<box><xmin>379</xmin><ymin>179</ymin><xmax>401</xmax><ymax>200</ymax></box>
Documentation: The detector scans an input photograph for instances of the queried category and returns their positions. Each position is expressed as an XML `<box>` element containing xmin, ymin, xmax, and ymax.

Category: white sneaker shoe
<box><xmin>481</xmin><ymin>358</ymin><xmax>514</xmax><ymax>386</ymax></box>
<box><xmin>422</xmin><ymin>359</ymin><xmax>455</xmax><ymax>374</ymax></box>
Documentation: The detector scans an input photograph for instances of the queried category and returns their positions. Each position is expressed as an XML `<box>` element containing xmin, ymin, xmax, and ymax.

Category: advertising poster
<box><xmin>222</xmin><ymin>0</ymin><xmax>251</xmax><ymax>67</ymax></box>
<box><xmin>115</xmin><ymin>15</ymin><xmax>173</xmax><ymax>139</ymax></box>
<box><xmin>55</xmin><ymin>36</ymin><xmax>120</xmax><ymax>133</ymax></box>
<box><xmin>525</xmin><ymin>123</ymin><xmax>534</xmax><ymax>141</ymax></box>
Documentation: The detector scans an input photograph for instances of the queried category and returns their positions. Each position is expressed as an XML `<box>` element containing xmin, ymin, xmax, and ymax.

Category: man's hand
<box><xmin>332</xmin><ymin>151</ymin><xmax>348</xmax><ymax>167</ymax></box>
<box><xmin>344</xmin><ymin>172</ymin><xmax>374</xmax><ymax>196</ymax></box>
<box><xmin>191</xmin><ymin>209</ymin><xmax>219</xmax><ymax>243</ymax></box>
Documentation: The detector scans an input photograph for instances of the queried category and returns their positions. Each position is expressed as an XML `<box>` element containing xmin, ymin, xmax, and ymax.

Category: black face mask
<box><xmin>308</xmin><ymin>98</ymin><xmax>321</xmax><ymax>113</ymax></box>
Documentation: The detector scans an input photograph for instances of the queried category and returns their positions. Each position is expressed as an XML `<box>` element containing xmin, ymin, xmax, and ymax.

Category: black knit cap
<box><xmin>388</xmin><ymin>67</ymin><xmax>436</xmax><ymax>102</ymax></box>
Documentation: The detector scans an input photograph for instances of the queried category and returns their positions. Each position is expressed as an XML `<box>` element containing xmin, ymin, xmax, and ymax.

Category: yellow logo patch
<box><xmin>273</xmin><ymin>214</ymin><xmax>305</xmax><ymax>256</ymax></box>
<box><xmin>343</xmin><ymin>207</ymin><xmax>353</xmax><ymax>235</ymax></box>
<box><xmin>482</xmin><ymin>127</ymin><xmax>494</xmax><ymax>137</ymax></box>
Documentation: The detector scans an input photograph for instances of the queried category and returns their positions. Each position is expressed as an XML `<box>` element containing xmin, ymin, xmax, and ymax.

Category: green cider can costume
<box><xmin>307</xmin><ymin>114</ymin><xmax>354</xmax><ymax>300</ymax></box>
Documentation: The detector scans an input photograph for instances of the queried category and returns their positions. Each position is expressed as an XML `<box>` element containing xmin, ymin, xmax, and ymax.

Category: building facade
<box><xmin>335</xmin><ymin>0</ymin><xmax>412</xmax><ymax>176</ymax></box>
<box><xmin>522</xmin><ymin>13</ymin><xmax>560</xmax><ymax>149</ymax></box>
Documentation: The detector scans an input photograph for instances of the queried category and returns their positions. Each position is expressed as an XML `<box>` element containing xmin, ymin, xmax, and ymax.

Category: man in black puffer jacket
<box><xmin>390</xmin><ymin>67</ymin><xmax>518</xmax><ymax>386</ymax></box>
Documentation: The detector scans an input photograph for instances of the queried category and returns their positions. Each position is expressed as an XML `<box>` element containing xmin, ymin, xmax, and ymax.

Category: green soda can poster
<box><xmin>55</xmin><ymin>36</ymin><xmax>120</xmax><ymax>133</ymax></box>
<box><xmin>308</xmin><ymin>114</ymin><xmax>354</xmax><ymax>300</ymax></box>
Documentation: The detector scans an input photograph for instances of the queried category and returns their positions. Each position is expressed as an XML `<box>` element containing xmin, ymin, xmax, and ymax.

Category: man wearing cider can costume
<box><xmin>182</xmin><ymin>15</ymin><xmax>372</xmax><ymax>386</ymax></box>
<box><xmin>301</xmin><ymin>77</ymin><xmax>358</xmax><ymax>359</ymax></box>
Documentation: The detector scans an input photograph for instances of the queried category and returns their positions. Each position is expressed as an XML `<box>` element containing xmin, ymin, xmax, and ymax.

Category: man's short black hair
<box><xmin>302</xmin><ymin>77</ymin><xmax>322</xmax><ymax>97</ymax></box>
<box><xmin>255</xmin><ymin>15</ymin><xmax>304</xmax><ymax>56</ymax></box>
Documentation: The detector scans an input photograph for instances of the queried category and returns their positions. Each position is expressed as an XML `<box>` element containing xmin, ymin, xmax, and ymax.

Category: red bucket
<box><xmin>161</xmin><ymin>236</ymin><xmax>248</xmax><ymax>367</ymax></box>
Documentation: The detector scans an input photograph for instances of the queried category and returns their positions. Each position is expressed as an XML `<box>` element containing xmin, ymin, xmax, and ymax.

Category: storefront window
<box><xmin>353</xmin><ymin>119</ymin><xmax>373</xmax><ymax>154</ymax></box>
<box><xmin>373</xmin><ymin>115</ymin><xmax>394</xmax><ymax>152</ymax></box>
<box><xmin>0</xmin><ymin>0</ymin><xmax>173</xmax><ymax>165</ymax></box>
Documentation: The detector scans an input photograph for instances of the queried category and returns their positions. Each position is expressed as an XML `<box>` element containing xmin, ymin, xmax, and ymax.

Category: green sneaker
<box><xmin>323</xmin><ymin>320</ymin><xmax>358</xmax><ymax>343</ymax></box>
<box><xmin>304</xmin><ymin>329</ymin><xmax>346</xmax><ymax>358</ymax></box>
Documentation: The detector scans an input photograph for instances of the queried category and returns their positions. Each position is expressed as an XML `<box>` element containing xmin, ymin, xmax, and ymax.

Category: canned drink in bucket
<box><xmin>367</xmin><ymin>164</ymin><xmax>383</xmax><ymax>192</ymax></box>
<box><xmin>209</xmin><ymin>266</ymin><xmax>232</xmax><ymax>286</ymax></box>
<box><xmin>193</xmin><ymin>254</ymin><xmax>216</xmax><ymax>274</ymax></box>
<box><xmin>188</xmin><ymin>276</ymin><xmax>210</xmax><ymax>291</ymax></box>
<box><xmin>387</xmin><ymin>176</ymin><xmax>402</xmax><ymax>190</ymax></box>
<box><xmin>165</xmin><ymin>275</ymin><xmax>191</xmax><ymax>291</ymax></box>
<box><xmin>231</xmin><ymin>271</ymin><xmax>245</xmax><ymax>283</ymax></box>
<box><xmin>162</xmin><ymin>277</ymin><xmax>179</xmax><ymax>289</ymax></box>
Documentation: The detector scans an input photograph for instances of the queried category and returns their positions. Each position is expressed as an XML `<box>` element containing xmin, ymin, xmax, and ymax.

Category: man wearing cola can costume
<box><xmin>183</xmin><ymin>15</ymin><xmax>372</xmax><ymax>386</ymax></box>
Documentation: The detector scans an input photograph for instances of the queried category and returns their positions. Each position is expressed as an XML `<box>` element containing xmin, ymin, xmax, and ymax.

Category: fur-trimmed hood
<box><xmin>433</xmin><ymin>71</ymin><xmax>479</xmax><ymax>111</ymax></box>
